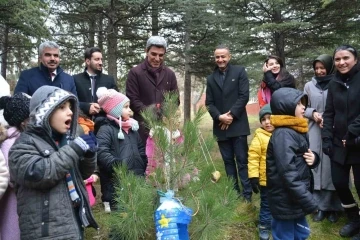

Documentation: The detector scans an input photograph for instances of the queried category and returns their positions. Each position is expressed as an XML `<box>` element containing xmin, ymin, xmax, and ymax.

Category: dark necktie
<box><xmin>90</xmin><ymin>75</ymin><xmax>96</xmax><ymax>101</ymax></box>
<box><xmin>220</xmin><ymin>72</ymin><xmax>225</xmax><ymax>87</ymax></box>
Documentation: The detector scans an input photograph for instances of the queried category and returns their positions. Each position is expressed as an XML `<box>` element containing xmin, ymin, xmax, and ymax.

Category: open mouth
<box><xmin>65</xmin><ymin>119</ymin><xmax>71</xmax><ymax>128</ymax></box>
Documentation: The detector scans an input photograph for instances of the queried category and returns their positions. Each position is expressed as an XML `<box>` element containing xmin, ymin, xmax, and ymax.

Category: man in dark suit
<box><xmin>205</xmin><ymin>45</ymin><xmax>252</xmax><ymax>202</ymax></box>
<box><xmin>73</xmin><ymin>47</ymin><xmax>118</xmax><ymax>118</ymax></box>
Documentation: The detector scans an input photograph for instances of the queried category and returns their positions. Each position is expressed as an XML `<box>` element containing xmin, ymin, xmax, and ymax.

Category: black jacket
<box><xmin>96</xmin><ymin>118</ymin><xmax>147</xmax><ymax>202</ymax></box>
<box><xmin>73</xmin><ymin>70</ymin><xmax>118</xmax><ymax>117</ymax></box>
<box><xmin>267</xmin><ymin>88</ymin><xmax>319</xmax><ymax>220</ymax></box>
<box><xmin>322</xmin><ymin>63</ymin><xmax>360</xmax><ymax>165</ymax></box>
<box><xmin>205</xmin><ymin>64</ymin><xmax>250</xmax><ymax>141</ymax></box>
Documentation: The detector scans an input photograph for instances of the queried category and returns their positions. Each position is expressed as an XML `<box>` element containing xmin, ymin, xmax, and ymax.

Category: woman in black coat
<box><xmin>322</xmin><ymin>45</ymin><xmax>360</xmax><ymax>239</ymax></box>
<box><xmin>258</xmin><ymin>55</ymin><xmax>296</xmax><ymax>108</ymax></box>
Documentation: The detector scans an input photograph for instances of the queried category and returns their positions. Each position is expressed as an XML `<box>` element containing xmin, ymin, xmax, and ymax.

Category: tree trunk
<box><xmin>273</xmin><ymin>9</ymin><xmax>286</xmax><ymax>66</ymax></box>
<box><xmin>183</xmin><ymin>16</ymin><xmax>191</xmax><ymax>121</ymax></box>
<box><xmin>1</xmin><ymin>25</ymin><xmax>9</xmax><ymax>79</ymax></box>
<box><xmin>107</xmin><ymin>2</ymin><xmax>118</xmax><ymax>81</ymax></box>
<box><xmin>89</xmin><ymin>18</ymin><xmax>95</xmax><ymax>47</ymax></box>
<box><xmin>98</xmin><ymin>17</ymin><xmax>104</xmax><ymax>50</ymax></box>
<box><xmin>151</xmin><ymin>0</ymin><xmax>159</xmax><ymax>36</ymax></box>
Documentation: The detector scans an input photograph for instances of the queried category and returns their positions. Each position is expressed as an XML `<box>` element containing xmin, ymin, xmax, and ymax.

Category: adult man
<box><xmin>14</xmin><ymin>41</ymin><xmax>77</xmax><ymax>96</ymax></box>
<box><xmin>126</xmin><ymin>36</ymin><xmax>178</xmax><ymax>143</ymax></box>
<box><xmin>73</xmin><ymin>47</ymin><xmax>118</xmax><ymax>118</ymax></box>
<box><xmin>205</xmin><ymin>45</ymin><xmax>252</xmax><ymax>202</ymax></box>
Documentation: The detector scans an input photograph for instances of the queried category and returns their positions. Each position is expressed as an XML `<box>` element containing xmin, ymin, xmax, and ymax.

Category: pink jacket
<box><xmin>0</xmin><ymin>127</ymin><xmax>21</xmax><ymax>240</ymax></box>
<box><xmin>145</xmin><ymin>128</ymin><xmax>184</xmax><ymax>176</ymax></box>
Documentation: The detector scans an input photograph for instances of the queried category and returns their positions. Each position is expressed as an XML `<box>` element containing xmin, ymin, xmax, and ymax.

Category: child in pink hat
<box><xmin>96</xmin><ymin>87</ymin><xmax>147</xmax><ymax>212</ymax></box>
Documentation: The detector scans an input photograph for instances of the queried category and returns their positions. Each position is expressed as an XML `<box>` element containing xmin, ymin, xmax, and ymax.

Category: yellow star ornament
<box><xmin>158</xmin><ymin>214</ymin><xmax>171</xmax><ymax>228</ymax></box>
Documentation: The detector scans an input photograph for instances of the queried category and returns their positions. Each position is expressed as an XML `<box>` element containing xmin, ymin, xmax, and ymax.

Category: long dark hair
<box><xmin>264</xmin><ymin>55</ymin><xmax>290</xmax><ymax>80</ymax></box>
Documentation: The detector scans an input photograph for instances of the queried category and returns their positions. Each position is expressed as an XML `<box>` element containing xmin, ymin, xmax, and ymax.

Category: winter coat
<box><xmin>14</xmin><ymin>64</ymin><xmax>77</xmax><ymax>97</ymax></box>
<box><xmin>248</xmin><ymin>127</ymin><xmax>271</xmax><ymax>186</ymax></box>
<box><xmin>304</xmin><ymin>76</ymin><xmax>335</xmax><ymax>190</ymax></box>
<box><xmin>0</xmin><ymin>148</ymin><xmax>8</xmax><ymax>199</ymax></box>
<box><xmin>125</xmin><ymin>60</ymin><xmax>179</xmax><ymax>143</ymax></box>
<box><xmin>8</xmin><ymin>126</ymin><xmax>98</xmax><ymax>240</ymax></box>
<box><xmin>206</xmin><ymin>64</ymin><xmax>250</xmax><ymax>141</ymax></box>
<box><xmin>73</xmin><ymin>70</ymin><xmax>118</xmax><ymax>118</ymax></box>
<box><xmin>267</xmin><ymin>87</ymin><xmax>319</xmax><ymax>220</ymax></box>
<box><xmin>322</xmin><ymin>63</ymin><xmax>360</xmax><ymax>165</ymax></box>
<box><xmin>96</xmin><ymin>118</ymin><xmax>147</xmax><ymax>202</ymax></box>
<box><xmin>0</xmin><ymin>127</ymin><xmax>20</xmax><ymax>240</ymax></box>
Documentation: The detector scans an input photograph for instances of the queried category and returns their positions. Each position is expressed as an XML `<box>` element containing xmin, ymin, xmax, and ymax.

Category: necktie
<box><xmin>220</xmin><ymin>72</ymin><xmax>225</xmax><ymax>87</ymax></box>
<box><xmin>90</xmin><ymin>75</ymin><xmax>96</xmax><ymax>101</ymax></box>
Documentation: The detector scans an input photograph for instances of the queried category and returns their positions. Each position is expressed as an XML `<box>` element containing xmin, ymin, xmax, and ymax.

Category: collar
<box><xmin>86</xmin><ymin>70</ymin><xmax>97</xmax><ymax>78</ymax></box>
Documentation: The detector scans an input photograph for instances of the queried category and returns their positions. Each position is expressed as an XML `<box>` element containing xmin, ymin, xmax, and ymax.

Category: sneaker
<box><xmin>259</xmin><ymin>225</ymin><xmax>270</xmax><ymax>240</ymax></box>
<box><xmin>103</xmin><ymin>202</ymin><xmax>111</xmax><ymax>213</ymax></box>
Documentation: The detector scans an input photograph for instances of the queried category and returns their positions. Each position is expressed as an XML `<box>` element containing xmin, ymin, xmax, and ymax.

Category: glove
<box><xmin>322</xmin><ymin>137</ymin><xmax>333</xmax><ymax>156</ymax></box>
<box><xmin>74</xmin><ymin>131</ymin><xmax>98</xmax><ymax>153</ymax></box>
<box><xmin>249</xmin><ymin>177</ymin><xmax>260</xmax><ymax>194</ymax></box>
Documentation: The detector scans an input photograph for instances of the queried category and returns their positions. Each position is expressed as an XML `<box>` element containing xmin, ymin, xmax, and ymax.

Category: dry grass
<box><xmin>84</xmin><ymin>112</ymin><xmax>348</xmax><ymax>240</ymax></box>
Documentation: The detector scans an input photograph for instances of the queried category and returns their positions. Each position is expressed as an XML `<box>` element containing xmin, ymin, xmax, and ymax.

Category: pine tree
<box><xmin>108</xmin><ymin>93</ymin><xmax>239</xmax><ymax>240</ymax></box>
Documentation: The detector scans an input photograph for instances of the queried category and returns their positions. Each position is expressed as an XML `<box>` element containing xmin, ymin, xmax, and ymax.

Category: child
<box><xmin>8</xmin><ymin>86</ymin><xmax>98</xmax><ymax>239</ymax></box>
<box><xmin>96</xmin><ymin>87</ymin><xmax>147</xmax><ymax>211</ymax></box>
<box><xmin>0</xmin><ymin>93</ymin><xmax>31</xmax><ymax>240</ymax></box>
<box><xmin>145</xmin><ymin>104</ymin><xmax>184</xmax><ymax>177</ymax></box>
<box><xmin>248</xmin><ymin>104</ymin><xmax>274</xmax><ymax>240</ymax></box>
<box><xmin>78</xmin><ymin>110</ymin><xmax>98</xmax><ymax>207</ymax></box>
<box><xmin>266</xmin><ymin>87</ymin><xmax>319</xmax><ymax>240</ymax></box>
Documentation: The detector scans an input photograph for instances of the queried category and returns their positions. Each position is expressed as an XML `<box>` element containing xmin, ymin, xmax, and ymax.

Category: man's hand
<box><xmin>89</xmin><ymin>103</ymin><xmax>101</xmax><ymax>115</ymax></box>
<box><xmin>303</xmin><ymin>149</ymin><xmax>315</xmax><ymax>166</ymax></box>
<box><xmin>219</xmin><ymin>111</ymin><xmax>233</xmax><ymax>125</ymax></box>
<box><xmin>219</xmin><ymin>122</ymin><xmax>229</xmax><ymax>130</ymax></box>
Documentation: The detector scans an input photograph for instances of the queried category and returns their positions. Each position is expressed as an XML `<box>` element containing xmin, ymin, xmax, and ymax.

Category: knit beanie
<box><xmin>259</xmin><ymin>104</ymin><xmax>272</xmax><ymax>122</ymax></box>
<box><xmin>0</xmin><ymin>93</ymin><xmax>31</xmax><ymax>128</ymax></box>
<box><xmin>29</xmin><ymin>86</ymin><xmax>78</xmax><ymax>138</ymax></box>
<box><xmin>97</xmin><ymin>87</ymin><xmax>135</xmax><ymax>139</ymax></box>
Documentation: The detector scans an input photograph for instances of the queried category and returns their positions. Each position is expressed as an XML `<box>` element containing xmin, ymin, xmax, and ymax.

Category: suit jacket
<box><xmin>14</xmin><ymin>64</ymin><xmax>77</xmax><ymax>97</ymax></box>
<box><xmin>126</xmin><ymin>60</ymin><xmax>178</xmax><ymax>142</ymax></box>
<box><xmin>73</xmin><ymin>70</ymin><xmax>118</xmax><ymax>117</ymax></box>
<box><xmin>205</xmin><ymin>64</ymin><xmax>250</xmax><ymax>141</ymax></box>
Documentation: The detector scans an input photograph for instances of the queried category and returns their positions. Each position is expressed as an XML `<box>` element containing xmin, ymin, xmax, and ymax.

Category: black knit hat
<box><xmin>0</xmin><ymin>93</ymin><xmax>31</xmax><ymax>127</ymax></box>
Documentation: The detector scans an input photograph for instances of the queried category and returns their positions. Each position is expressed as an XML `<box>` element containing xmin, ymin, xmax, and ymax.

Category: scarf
<box><xmin>52</xmin><ymin>130</ymin><xmax>81</xmax><ymax>206</ymax></box>
<box><xmin>314</xmin><ymin>74</ymin><xmax>333</xmax><ymax>90</ymax></box>
<box><xmin>144</xmin><ymin>57</ymin><xmax>164</xmax><ymax>81</ymax></box>
<box><xmin>270</xmin><ymin>115</ymin><xmax>309</xmax><ymax>133</ymax></box>
<box><xmin>336</xmin><ymin>62</ymin><xmax>360</xmax><ymax>82</ymax></box>
<box><xmin>106</xmin><ymin>114</ymin><xmax>139</xmax><ymax>139</ymax></box>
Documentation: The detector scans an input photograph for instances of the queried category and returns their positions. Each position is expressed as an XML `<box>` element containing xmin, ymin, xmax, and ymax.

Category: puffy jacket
<box><xmin>267</xmin><ymin>88</ymin><xmax>319</xmax><ymax>220</ymax></box>
<box><xmin>96</xmin><ymin>118</ymin><xmax>147</xmax><ymax>202</ymax></box>
<box><xmin>248</xmin><ymin>127</ymin><xmax>271</xmax><ymax>186</ymax></box>
<box><xmin>8</xmin><ymin>126</ymin><xmax>98</xmax><ymax>240</ymax></box>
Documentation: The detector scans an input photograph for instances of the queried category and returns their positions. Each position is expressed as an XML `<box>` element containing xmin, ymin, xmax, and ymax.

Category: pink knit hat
<box><xmin>96</xmin><ymin>87</ymin><xmax>138</xmax><ymax>139</ymax></box>
<box><xmin>96</xmin><ymin>87</ymin><xmax>129</xmax><ymax>119</ymax></box>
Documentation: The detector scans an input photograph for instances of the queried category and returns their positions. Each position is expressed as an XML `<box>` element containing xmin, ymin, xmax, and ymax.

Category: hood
<box><xmin>270</xmin><ymin>88</ymin><xmax>308</xmax><ymax>116</ymax></box>
<box><xmin>29</xmin><ymin>85</ymin><xmax>78</xmax><ymax>138</ymax></box>
<box><xmin>313</xmin><ymin>54</ymin><xmax>334</xmax><ymax>75</ymax></box>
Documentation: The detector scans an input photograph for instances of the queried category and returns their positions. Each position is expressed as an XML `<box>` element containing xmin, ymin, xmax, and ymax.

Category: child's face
<box><xmin>260</xmin><ymin>114</ymin><xmax>274</xmax><ymax>132</ymax></box>
<box><xmin>50</xmin><ymin>101</ymin><xmax>73</xmax><ymax>134</ymax></box>
<box><xmin>121</xmin><ymin>101</ymin><xmax>132</xmax><ymax>121</ymax></box>
<box><xmin>295</xmin><ymin>101</ymin><xmax>305</xmax><ymax>118</ymax></box>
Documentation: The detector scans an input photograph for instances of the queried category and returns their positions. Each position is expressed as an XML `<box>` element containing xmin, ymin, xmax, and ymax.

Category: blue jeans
<box><xmin>272</xmin><ymin>217</ymin><xmax>310</xmax><ymax>240</ymax></box>
<box><xmin>259</xmin><ymin>186</ymin><xmax>272</xmax><ymax>228</ymax></box>
<box><xmin>217</xmin><ymin>136</ymin><xmax>252</xmax><ymax>200</ymax></box>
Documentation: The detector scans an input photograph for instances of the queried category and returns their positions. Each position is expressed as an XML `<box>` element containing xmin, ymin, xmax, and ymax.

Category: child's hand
<box><xmin>91</xmin><ymin>174</ymin><xmax>99</xmax><ymax>183</ymax></box>
<box><xmin>303</xmin><ymin>149</ymin><xmax>315</xmax><ymax>166</ymax></box>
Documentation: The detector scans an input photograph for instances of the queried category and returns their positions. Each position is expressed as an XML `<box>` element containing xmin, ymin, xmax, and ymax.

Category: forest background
<box><xmin>1</xmin><ymin>0</ymin><xmax>359</xmax><ymax>121</ymax></box>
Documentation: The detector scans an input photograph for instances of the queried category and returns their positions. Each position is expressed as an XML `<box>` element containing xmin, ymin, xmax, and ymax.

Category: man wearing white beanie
<box><xmin>126</xmin><ymin>36</ymin><xmax>179</xmax><ymax>143</ymax></box>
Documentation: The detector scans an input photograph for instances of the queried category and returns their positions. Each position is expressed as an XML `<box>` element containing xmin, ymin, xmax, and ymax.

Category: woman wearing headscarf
<box><xmin>322</xmin><ymin>45</ymin><xmax>360</xmax><ymax>239</ymax></box>
<box><xmin>304</xmin><ymin>54</ymin><xmax>342</xmax><ymax>223</ymax></box>
<box><xmin>257</xmin><ymin>55</ymin><xmax>296</xmax><ymax>108</ymax></box>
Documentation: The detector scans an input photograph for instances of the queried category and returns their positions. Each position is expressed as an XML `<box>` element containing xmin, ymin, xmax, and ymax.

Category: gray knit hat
<box><xmin>259</xmin><ymin>104</ymin><xmax>272</xmax><ymax>122</ymax></box>
<box><xmin>29</xmin><ymin>86</ymin><xmax>78</xmax><ymax>137</ymax></box>
<box><xmin>146</xmin><ymin>36</ymin><xmax>167</xmax><ymax>52</ymax></box>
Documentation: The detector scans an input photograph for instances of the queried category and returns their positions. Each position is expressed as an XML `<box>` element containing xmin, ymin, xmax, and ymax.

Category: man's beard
<box><xmin>90</xmin><ymin>64</ymin><xmax>102</xmax><ymax>74</ymax></box>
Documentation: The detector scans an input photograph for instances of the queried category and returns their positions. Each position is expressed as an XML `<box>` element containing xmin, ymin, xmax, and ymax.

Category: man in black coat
<box><xmin>205</xmin><ymin>45</ymin><xmax>252</xmax><ymax>201</ymax></box>
<box><xmin>73</xmin><ymin>47</ymin><xmax>118</xmax><ymax>119</ymax></box>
